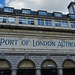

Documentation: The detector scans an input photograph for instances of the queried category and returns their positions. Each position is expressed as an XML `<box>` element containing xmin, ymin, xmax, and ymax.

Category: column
<box><xmin>11</xmin><ymin>69</ymin><xmax>17</xmax><ymax>75</ymax></box>
<box><xmin>36</xmin><ymin>69</ymin><xmax>41</xmax><ymax>75</ymax></box>
<box><xmin>34</xmin><ymin>18</ymin><xmax>38</xmax><ymax>26</ymax></box>
<box><xmin>57</xmin><ymin>68</ymin><xmax>63</xmax><ymax>75</ymax></box>
<box><xmin>6</xmin><ymin>16</ymin><xmax>8</xmax><ymax>25</ymax></box>
<box><xmin>15</xmin><ymin>16</ymin><xmax>19</xmax><ymax>25</ymax></box>
<box><xmin>52</xmin><ymin>20</ymin><xmax>55</xmax><ymax>27</ymax></box>
<box><xmin>68</xmin><ymin>21</ymin><xmax>71</xmax><ymax>28</ymax></box>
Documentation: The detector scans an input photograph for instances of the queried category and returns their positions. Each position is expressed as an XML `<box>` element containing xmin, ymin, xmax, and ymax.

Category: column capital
<box><xmin>36</xmin><ymin>64</ymin><xmax>41</xmax><ymax>69</ymax></box>
<box><xmin>58</xmin><ymin>67</ymin><xmax>63</xmax><ymax>69</ymax></box>
<box><xmin>11</xmin><ymin>66</ymin><xmax>17</xmax><ymax>70</ymax></box>
<box><xmin>36</xmin><ymin>67</ymin><xmax>41</xmax><ymax>70</ymax></box>
<box><xmin>11</xmin><ymin>68</ymin><xmax>17</xmax><ymax>70</ymax></box>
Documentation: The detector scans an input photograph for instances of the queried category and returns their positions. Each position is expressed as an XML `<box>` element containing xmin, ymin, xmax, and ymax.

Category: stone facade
<box><xmin>0</xmin><ymin>29</ymin><xmax>75</xmax><ymax>75</ymax></box>
<box><xmin>0</xmin><ymin>3</ymin><xmax>75</xmax><ymax>75</ymax></box>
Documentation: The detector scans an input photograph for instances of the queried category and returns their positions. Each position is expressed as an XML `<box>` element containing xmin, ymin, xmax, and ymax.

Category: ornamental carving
<box><xmin>24</xmin><ymin>53</ymin><xmax>29</xmax><ymax>59</ymax></box>
<box><xmin>46</xmin><ymin>53</ymin><xmax>51</xmax><ymax>59</ymax></box>
<box><xmin>0</xmin><ymin>52</ymin><xmax>6</xmax><ymax>59</ymax></box>
<box><xmin>66</xmin><ymin>53</ymin><xmax>71</xmax><ymax>59</ymax></box>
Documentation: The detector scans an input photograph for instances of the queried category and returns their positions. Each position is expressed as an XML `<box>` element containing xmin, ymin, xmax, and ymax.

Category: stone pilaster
<box><xmin>11</xmin><ymin>69</ymin><xmax>17</xmax><ymax>75</ymax></box>
<box><xmin>57</xmin><ymin>68</ymin><xmax>63</xmax><ymax>75</ymax></box>
<box><xmin>36</xmin><ymin>69</ymin><xmax>41</xmax><ymax>75</ymax></box>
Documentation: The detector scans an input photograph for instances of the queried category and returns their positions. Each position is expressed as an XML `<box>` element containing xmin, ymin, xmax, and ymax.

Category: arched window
<box><xmin>0</xmin><ymin>59</ymin><xmax>11</xmax><ymax>75</ymax></box>
<box><xmin>41</xmin><ymin>59</ymin><xmax>57</xmax><ymax>75</ymax></box>
<box><xmin>63</xmin><ymin>59</ymin><xmax>75</xmax><ymax>75</ymax></box>
<box><xmin>17</xmin><ymin>59</ymin><xmax>35</xmax><ymax>75</ymax></box>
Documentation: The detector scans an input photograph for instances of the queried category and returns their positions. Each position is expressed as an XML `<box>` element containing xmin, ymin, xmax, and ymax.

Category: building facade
<box><xmin>0</xmin><ymin>2</ymin><xmax>75</xmax><ymax>75</ymax></box>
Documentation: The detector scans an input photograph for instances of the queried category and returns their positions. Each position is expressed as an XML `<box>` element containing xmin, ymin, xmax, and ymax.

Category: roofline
<box><xmin>0</xmin><ymin>7</ymin><xmax>69</xmax><ymax>15</ymax></box>
<box><xmin>68</xmin><ymin>2</ymin><xmax>75</xmax><ymax>9</ymax></box>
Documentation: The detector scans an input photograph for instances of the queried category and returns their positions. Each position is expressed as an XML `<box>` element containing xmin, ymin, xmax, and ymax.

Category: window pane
<box><xmin>62</xmin><ymin>22</ymin><xmax>68</xmax><ymax>28</ymax></box>
<box><xmin>8</xmin><ymin>17</ymin><xmax>15</xmax><ymax>23</ymax></box>
<box><xmin>39</xmin><ymin>11</ymin><xmax>47</xmax><ymax>15</ymax></box>
<box><xmin>55</xmin><ymin>21</ymin><xmax>61</xmax><ymax>27</ymax></box>
<box><xmin>4</xmin><ymin>8</ymin><xmax>13</xmax><ymax>13</ymax></box>
<box><xmin>38</xmin><ymin>19</ymin><xmax>44</xmax><ymax>25</ymax></box>
<box><xmin>19</xmin><ymin>18</ymin><xmax>26</xmax><ymax>24</ymax></box>
<box><xmin>54</xmin><ymin>13</ymin><xmax>62</xmax><ymax>17</ymax></box>
<box><xmin>22</xmin><ymin>10</ymin><xmax>30</xmax><ymax>14</ymax></box>
<box><xmin>27</xmin><ymin>19</ymin><xmax>34</xmax><ymax>25</ymax></box>
<box><xmin>69</xmin><ymin>15</ymin><xmax>75</xmax><ymax>19</ymax></box>
<box><xmin>71</xmin><ymin>22</ymin><xmax>75</xmax><ymax>28</ymax></box>
<box><xmin>0</xmin><ymin>17</ymin><xmax>6</xmax><ymax>23</ymax></box>
<box><xmin>45</xmin><ymin>20</ymin><xmax>52</xmax><ymax>26</ymax></box>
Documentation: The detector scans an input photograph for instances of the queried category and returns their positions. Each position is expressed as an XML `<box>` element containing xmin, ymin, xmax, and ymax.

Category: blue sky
<box><xmin>0</xmin><ymin>0</ymin><xmax>5</xmax><ymax>7</ymax></box>
<box><xmin>0</xmin><ymin>0</ymin><xmax>74</xmax><ymax>14</ymax></box>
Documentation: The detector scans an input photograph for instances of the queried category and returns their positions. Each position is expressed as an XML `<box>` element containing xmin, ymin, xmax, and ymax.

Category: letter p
<box><xmin>0</xmin><ymin>38</ymin><xmax>5</xmax><ymax>45</ymax></box>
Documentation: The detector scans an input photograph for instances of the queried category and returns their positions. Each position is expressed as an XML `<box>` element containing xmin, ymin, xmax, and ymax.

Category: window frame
<box><xmin>55</xmin><ymin>21</ymin><xmax>61</xmax><ymax>27</ymax></box>
<box><xmin>27</xmin><ymin>18</ymin><xmax>34</xmax><ymax>25</ymax></box>
<box><xmin>54</xmin><ymin>12</ymin><xmax>62</xmax><ymax>18</ymax></box>
<box><xmin>38</xmin><ymin>19</ymin><xmax>44</xmax><ymax>25</ymax></box>
<box><xmin>71</xmin><ymin>22</ymin><xmax>75</xmax><ymax>28</ymax></box>
<box><xmin>19</xmin><ymin>17</ymin><xmax>26</xmax><ymax>24</ymax></box>
<box><xmin>62</xmin><ymin>21</ymin><xmax>68</xmax><ymax>28</ymax></box>
<box><xmin>22</xmin><ymin>9</ymin><xmax>31</xmax><ymax>14</ymax></box>
<box><xmin>8</xmin><ymin>17</ymin><xmax>16</xmax><ymax>23</ymax></box>
<box><xmin>69</xmin><ymin>14</ymin><xmax>75</xmax><ymax>19</ymax></box>
<box><xmin>4</xmin><ymin>7</ymin><xmax>14</xmax><ymax>13</ymax></box>
<box><xmin>0</xmin><ymin>16</ymin><xmax>7</xmax><ymax>23</ymax></box>
<box><xmin>45</xmin><ymin>20</ymin><xmax>52</xmax><ymax>26</ymax></box>
<box><xmin>38</xmin><ymin>10</ymin><xmax>47</xmax><ymax>16</ymax></box>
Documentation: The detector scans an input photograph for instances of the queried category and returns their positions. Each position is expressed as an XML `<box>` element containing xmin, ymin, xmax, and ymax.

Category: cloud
<box><xmin>5</xmin><ymin>0</ymin><xmax>74</xmax><ymax>14</ymax></box>
<box><xmin>0</xmin><ymin>4</ymin><xmax>3</xmax><ymax>7</ymax></box>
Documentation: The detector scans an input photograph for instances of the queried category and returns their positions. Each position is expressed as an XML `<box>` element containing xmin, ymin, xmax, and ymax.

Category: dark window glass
<box><xmin>19</xmin><ymin>18</ymin><xmax>26</xmax><ymax>24</ymax></box>
<box><xmin>45</xmin><ymin>20</ymin><xmax>52</xmax><ymax>26</ymax></box>
<box><xmin>55</xmin><ymin>21</ymin><xmax>61</xmax><ymax>27</ymax></box>
<box><xmin>71</xmin><ymin>22</ymin><xmax>75</xmax><ymax>28</ymax></box>
<box><xmin>38</xmin><ymin>19</ymin><xmax>44</xmax><ymax>25</ymax></box>
<box><xmin>4</xmin><ymin>8</ymin><xmax>13</xmax><ymax>12</ymax></box>
<box><xmin>8</xmin><ymin>17</ymin><xmax>15</xmax><ymax>23</ymax></box>
<box><xmin>27</xmin><ymin>19</ymin><xmax>34</xmax><ymax>25</ymax></box>
<box><xmin>0</xmin><ymin>70</ymin><xmax>11</xmax><ymax>75</ymax></box>
<box><xmin>0</xmin><ymin>17</ymin><xmax>6</xmax><ymax>23</ymax></box>
<box><xmin>39</xmin><ymin>11</ymin><xmax>47</xmax><ymax>15</ymax></box>
<box><xmin>17</xmin><ymin>69</ymin><xmax>35</xmax><ymax>75</ymax></box>
<box><xmin>62</xmin><ymin>22</ymin><xmax>68</xmax><ymax>28</ymax></box>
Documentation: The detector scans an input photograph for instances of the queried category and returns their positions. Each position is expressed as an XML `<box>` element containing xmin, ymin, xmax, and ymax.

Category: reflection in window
<box><xmin>38</xmin><ymin>19</ymin><xmax>44</xmax><ymax>25</ymax></box>
<box><xmin>71</xmin><ymin>22</ymin><xmax>75</xmax><ymax>28</ymax></box>
<box><xmin>0</xmin><ymin>17</ymin><xmax>6</xmax><ymax>23</ymax></box>
<box><xmin>55</xmin><ymin>21</ymin><xmax>61</xmax><ymax>27</ymax></box>
<box><xmin>45</xmin><ymin>20</ymin><xmax>52</xmax><ymax>26</ymax></box>
<box><xmin>4</xmin><ymin>8</ymin><xmax>13</xmax><ymax>13</ymax></box>
<box><xmin>74</xmin><ymin>5</ymin><xmax>75</xmax><ymax>11</ymax></box>
<box><xmin>62</xmin><ymin>22</ymin><xmax>68</xmax><ymax>28</ymax></box>
<box><xmin>38</xmin><ymin>11</ymin><xmax>47</xmax><ymax>15</ymax></box>
<box><xmin>22</xmin><ymin>9</ymin><xmax>31</xmax><ymax>14</ymax></box>
<box><xmin>69</xmin><ymin>15</ymin><xmax>75</xmax><ymax>19</ymax></box>
<box><xmin>8</xmin><ymin>17</ymin><xmax>15</xmax><ymax>23</ymax></box>
<box><xmin>19</xmin><ymin>18</ymin><xmax>26</xmax><ymax>24</ymax></box>
<box><xmin>27</xmin><ymin>19</ymin><xmax>34</xmax><ymax>25</ymax></box>
<box><xmin>54</xmin><ymin>13</ymin><xmax>62</xmax><ymax>17</ymax></box>
<box><xmin>69</xmin><ymin>6</ymin><xmax>74</xmax><ymax>14</ymax></box>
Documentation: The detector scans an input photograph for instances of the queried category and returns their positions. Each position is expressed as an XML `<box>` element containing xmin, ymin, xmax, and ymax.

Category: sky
<box><xmin>0</xmin><ymin>0</ymin><xmax>74</xmax><ymax>14</ymax></box>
